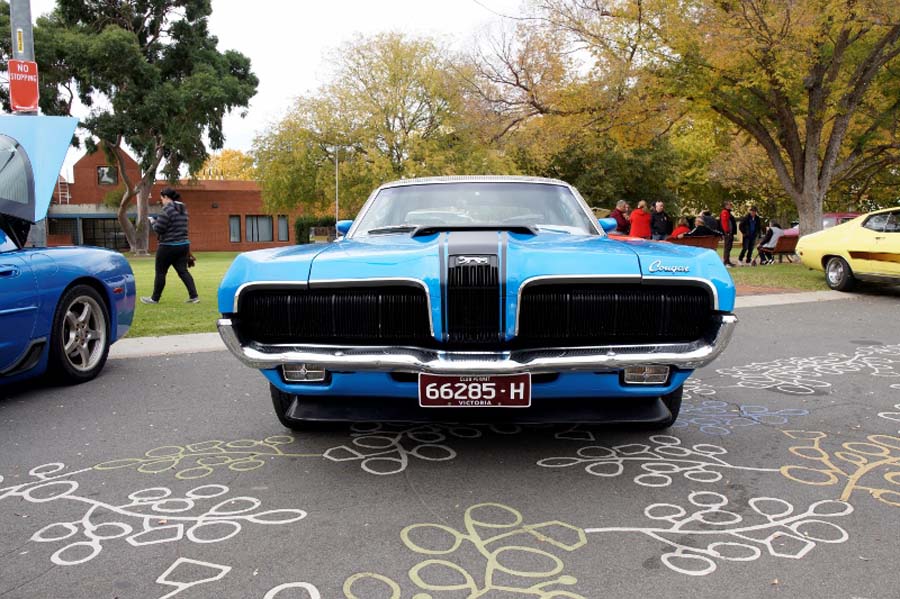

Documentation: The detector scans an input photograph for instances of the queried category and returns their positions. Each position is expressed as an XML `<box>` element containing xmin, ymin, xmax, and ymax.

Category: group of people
<box><xmin>718</xmin><ymin>201</ymin><xmax>789</xmax><ymax>267</ymax></box>
<box><xmin>609</xmin><ymin>200</ymin><xmax>675</xmax><ymax>240</ymax></box>
<box><xmin>608</xmin><ymin>199</ymin><xmax>792</xmax><ymax>267</ymax></box>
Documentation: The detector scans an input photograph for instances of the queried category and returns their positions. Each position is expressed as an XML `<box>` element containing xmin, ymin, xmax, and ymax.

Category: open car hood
<box><xmin>0</xmin><ymin>115</ymin><xmax>78</xmax><ymax>224</ymax></box>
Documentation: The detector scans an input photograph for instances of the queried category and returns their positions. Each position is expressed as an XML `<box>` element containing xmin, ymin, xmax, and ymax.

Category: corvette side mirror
<box><xmin>336</xmin><ymin>220</ymin><xmax>353</xmax><ymax>236</ymax></box>
<box><xmin>598</xmin><ymin>218</ymin><xmax>617</xmax><ymax>233</ymax></box>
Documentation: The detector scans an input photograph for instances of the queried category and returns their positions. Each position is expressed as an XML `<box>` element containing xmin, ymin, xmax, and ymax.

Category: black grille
<box><xmin>446</xmin><ymin>259</ymin><xmax>501</xmax><ymax>344</ymax></box>
<box><xmin>516</xmin><ymin>284</ymin><xmax>713</xmax><ymax>346</ymax></box>
<box><xmin>235</xmin><ymin>286</ymin><xmax>432</xmax><ymax>345</ymax></box>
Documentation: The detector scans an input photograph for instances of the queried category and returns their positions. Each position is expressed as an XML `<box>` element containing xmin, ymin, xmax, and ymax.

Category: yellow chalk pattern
<box><xmin>343</xmin><ymin>503</ymin><xmax>587</xmax><ymax>598</ymax></box>
<box><xmin>94</xmin><ymin>436</ymin><xmax>321</xmax><ymax>480</ymax></box>
<box><xmin>780</xmin><ymin>430</ymin><xmax>900</xmax><ymax>508</ymax></box>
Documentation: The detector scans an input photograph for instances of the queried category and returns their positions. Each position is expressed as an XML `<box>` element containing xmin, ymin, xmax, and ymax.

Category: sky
<box><xmin>27</xmin><ymin>0</ymin><xmax>524</xmax><ymax>175</ymax></box>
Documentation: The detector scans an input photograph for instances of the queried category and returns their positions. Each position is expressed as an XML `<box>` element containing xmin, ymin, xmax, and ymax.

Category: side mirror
<box><xmin>598</xmin><ymin>218</ymin><xmax>618</xmax><ymax>233</ymax></box>
<box><xmin>336</xmin><ymin>220</ymin><xmax>353</xmax><ymax>236</ymax></box>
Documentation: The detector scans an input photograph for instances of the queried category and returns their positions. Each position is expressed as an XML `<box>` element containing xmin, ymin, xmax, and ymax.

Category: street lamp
<box><xmin>334</xmin><ymin>145</ymin><xmax>339</xmax><ymax>222</ymax></box>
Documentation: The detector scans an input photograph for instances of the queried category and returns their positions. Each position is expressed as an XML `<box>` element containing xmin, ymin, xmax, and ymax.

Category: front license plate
<box><xmin>418</xmin><ymin>373</ymin><xmax>532</xmax><ymax>408</ymax></box>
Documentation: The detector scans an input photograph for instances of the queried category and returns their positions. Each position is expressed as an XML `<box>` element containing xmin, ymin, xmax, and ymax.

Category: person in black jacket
<box><xmin>650</xmin><ymin>201</ymin><xmax>672</xmax><ymax>240</ymax></box>
<box><xmin>738</xmin><ymin>206</ymin><xmax>762</xmax><ymax>264</ymax></box>
<box><xmin>140</xmin><ymin>187</ymin><xmax>199</xmax><ymax>304</ymax></box>
<box><xmin>687</xmin><ymin>215</ymin><xmax>720</xmax><ymax>237</ymax></box>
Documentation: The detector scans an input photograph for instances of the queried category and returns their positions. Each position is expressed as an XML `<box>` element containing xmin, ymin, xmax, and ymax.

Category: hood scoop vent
<box><xmin>413</xmin><ymin>225</ymin><xmax>536</xmax><ymax>237</ymax></box>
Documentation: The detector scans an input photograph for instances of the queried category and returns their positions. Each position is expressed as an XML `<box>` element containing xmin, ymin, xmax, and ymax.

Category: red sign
<box><xmin>8</xmin><ymin>59</ymin><xmax>40</xmax><ymax>112</ymax></box>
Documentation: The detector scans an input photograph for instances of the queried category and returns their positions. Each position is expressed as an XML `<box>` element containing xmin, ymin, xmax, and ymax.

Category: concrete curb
<box><xmin>733</xmin><ymin>289</ymin><xmax>853</xmax><ymax>309</ymax></box>
<box><xmin>109</xmin><ymin>290</ymin><xmax>856</xmax><ymax>360</ymax></box>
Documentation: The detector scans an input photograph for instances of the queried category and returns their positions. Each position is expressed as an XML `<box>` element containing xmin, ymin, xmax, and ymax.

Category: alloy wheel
<box><xmin>62</xmin><ymin>295</ymin><xmax>108</xmax><ymax>372</ymax></box>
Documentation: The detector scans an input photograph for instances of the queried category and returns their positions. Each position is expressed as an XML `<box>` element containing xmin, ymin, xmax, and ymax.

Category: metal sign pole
<box><xmin>10</xmin><ymin>0</ymin><xmax>35</xmax><ymax>64</ymax></box>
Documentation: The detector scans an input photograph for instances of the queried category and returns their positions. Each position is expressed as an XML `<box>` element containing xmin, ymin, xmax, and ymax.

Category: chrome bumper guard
<box><xmin>217</xmin><ymin>314</ymin><xmax>738</xmax><ymax>375</ymax></box>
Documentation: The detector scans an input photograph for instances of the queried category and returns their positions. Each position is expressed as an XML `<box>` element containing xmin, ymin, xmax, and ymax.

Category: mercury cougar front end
<box><xmin>218</xmin><ymin>176</ymin><xmax>737</xmax><ymax>428</ymax></box>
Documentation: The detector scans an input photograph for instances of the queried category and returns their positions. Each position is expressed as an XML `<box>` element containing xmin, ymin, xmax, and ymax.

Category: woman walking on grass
<box><xmin>140</xmin><ymin>187</ymin><xmax>199</xmax><ymax>305</ymax></box>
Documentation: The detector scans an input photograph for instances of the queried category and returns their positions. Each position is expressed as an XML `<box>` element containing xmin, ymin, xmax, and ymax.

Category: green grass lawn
<box><xmin>713</xmin><ymin>247</ymin><xmax>828</xmax><ymax>291</ymax></box>
<box><xmin>124</xmin><ymin>248</ymin><xmax>827</xmax><ymax>338</ymax></box>
<box><xmin>725</xmin><ymin>260</ymin><xmax>828</xmax><ymax>291</ymax></box>
<box><xmin>127</xmin><ymin>251</ymin><xmax>239</xmax><ymax>337</ymax></box>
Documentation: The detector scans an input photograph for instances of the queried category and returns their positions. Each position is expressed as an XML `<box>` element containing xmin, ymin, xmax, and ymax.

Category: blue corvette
<box><xmin>218</xmin><ymin>177</ymin><xmax>737</xmax><ymax>428</ymax></box>
<box><xmin>0</xmin><ymin>116</ymin><xmax>134</xmax><ymax>387</ymax></box>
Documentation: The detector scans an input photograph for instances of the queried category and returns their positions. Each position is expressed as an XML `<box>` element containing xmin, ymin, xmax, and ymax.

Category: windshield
<box><xmin>352</xmin><ymin>182</ymin><xmax>598</xmax><ymax>236</ymax></box>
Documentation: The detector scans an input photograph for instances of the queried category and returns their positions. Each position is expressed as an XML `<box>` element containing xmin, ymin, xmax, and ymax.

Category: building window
<box><xmin>277</xmin><ymin>215</ymin><xmax>289</xmax><ymax>241</ymax></box>
<box><xmin>229</xmin><ymin>215</ymin><xmax>241</xmax><ymax>242</ymax></box>
<box><xmin>246</xmin><ymin>215</ymin><xmax>273</xmax><ymax>242</ymax></box>
<box><xmin>97</xmin><ymin>166</ymin><xmax>118</xmax><ymax>185</ymax></box>
<box><xmin>82</xmin><ymin>218</ymin><xmax>128</xmax><ymax>250</ymax></box>
<box><xmin>48</xmin><ymin>218</ymin><xmax>78</xmax><ymax>245</ymax></box>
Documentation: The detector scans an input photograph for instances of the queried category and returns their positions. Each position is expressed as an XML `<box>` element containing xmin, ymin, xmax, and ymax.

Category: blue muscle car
<box><xmin>218</xmin><ymin>177</ymin><xmax>737</xmax><ymax>428</ymax></box>
<box><xmin>0</xmin><ymin>116</ymin><xmax>135</xmax><ymax>387</ymax></box>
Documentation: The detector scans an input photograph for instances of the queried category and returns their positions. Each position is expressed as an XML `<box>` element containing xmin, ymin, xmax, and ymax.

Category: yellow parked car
<box><xmin>797</xmin><ymin>207</ymin><xmax>900</xmax><ymax>291</ymax></box>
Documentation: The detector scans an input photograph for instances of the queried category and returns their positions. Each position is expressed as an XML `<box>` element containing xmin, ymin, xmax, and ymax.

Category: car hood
<box><xmin>218</xmin><ymin>230</ymin><xmax>735</xmax><ymax>314</ymax></box>
<box><xmin>310</xmin><ymin>231</ymin><xmax>733</xmax><ymax>309</ymax></box>
<box><xmin>0</xmin><ymin>116</ymin><xmax>79</xmax><ymax>224</ymax></box>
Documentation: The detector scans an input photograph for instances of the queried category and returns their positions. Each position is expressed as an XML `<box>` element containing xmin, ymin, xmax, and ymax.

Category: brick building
<box><xmin>47</xmin><ymin>150</ymin><xmax>303</xmax><ymax>251</ymax></box>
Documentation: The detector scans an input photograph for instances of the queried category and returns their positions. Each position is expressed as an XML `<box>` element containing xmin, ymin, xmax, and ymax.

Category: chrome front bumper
<box><xmin>217</xmin><ymin>314</ymin><xmax>737</xmax><ymax>375</ymax></box>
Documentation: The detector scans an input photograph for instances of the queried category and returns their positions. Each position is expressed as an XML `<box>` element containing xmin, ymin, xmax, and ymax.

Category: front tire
<box><xmin>825</xmin><ymin>256</ymin><xmax>856</xmax><ymax>291</ymax></box>
<box><xmin>647</xmin><ymin>385</ymin><xmax>683</xmax><ymax>429</ymax></box>
<box><xmin>49</xmin><ymin>285</ymin><xmax>110</xmax><ymax>384</ymax></box>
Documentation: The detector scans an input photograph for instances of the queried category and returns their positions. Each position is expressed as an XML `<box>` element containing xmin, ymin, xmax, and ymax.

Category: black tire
<box><xmin>647</xmin><ymin>385</ymin><xmax>683</xmax><ymax>429</ymax></box>
<box><xmin>49</xmin><ymin>284</ymin><xmax>111</xmax><ymax>384</ymax></box>
<box><xmin>269</xmin><ymin>384</ymin><xmax>339</xmax><ymax>431</ymax></box>
<box><xmin>824</xmin><ymin>256</ymin><xmax>856</xmax><ymax>291</ymax></box>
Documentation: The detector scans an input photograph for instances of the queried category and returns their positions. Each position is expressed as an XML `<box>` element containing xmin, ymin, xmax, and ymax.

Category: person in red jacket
<box><xmin>720</xmin><ymin>201</ymin><xmax>737</xmax><ymax>267</ymax></box>
<box><xmin>669</xmin><ymin>217</ymin><xmax>691</xmax><ymax>239</ymax></box>
<box><xmin>609</xmin><ymin>200</ymin><xmax>630</xmax><ymax>234</ymax></box>
<box><xmin>629</xmin><ymin>200</ymin><xmax>652</xmax><ymax>239</ymax></box>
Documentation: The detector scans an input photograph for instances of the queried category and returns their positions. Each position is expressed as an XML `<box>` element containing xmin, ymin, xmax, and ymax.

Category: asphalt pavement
<box><xmin>1</xmin><ymin>290</ymin><xmax>899</xmax><ymax>599</ymax></box>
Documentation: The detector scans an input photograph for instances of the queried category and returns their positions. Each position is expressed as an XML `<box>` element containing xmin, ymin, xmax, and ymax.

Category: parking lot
<box><xmin>2</xmin><ymin>293</ymin><xmax>899</xmax><ymax>598</ymax></box>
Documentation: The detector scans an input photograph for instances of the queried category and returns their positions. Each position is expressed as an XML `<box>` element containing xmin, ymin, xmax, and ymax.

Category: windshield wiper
<box><xmin>535</xmin><ymin>225</ymin><xmax>573</xmax><ymax>234</ymax></box>
<box><xmin>365</xmin><ymin>225</ymin><xmax>418</xmax><ymax>235</ymax></box>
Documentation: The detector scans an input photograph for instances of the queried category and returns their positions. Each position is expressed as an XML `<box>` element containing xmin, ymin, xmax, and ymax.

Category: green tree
<box><xmin>196</xmin><ymin>149</ymin><xmax>256</xmax><ymax>180</ymax></box>
<box><xmin>25</xmin><ymin>0</ymin><xmax>257</xmax><ymax>253</ymax></box>
<box><xmin>526</xmin><ymin>0</ymin><xmax>900</xmax><ymax>232</ymax></box>
<box><xmin>254</xmin><ymin>33</ymin><xmax>514</xmax><ymax>216</ymax></box>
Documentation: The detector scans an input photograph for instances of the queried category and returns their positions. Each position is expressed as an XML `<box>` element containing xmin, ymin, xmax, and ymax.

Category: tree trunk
<box><xmin>134</xmin><ymin>180</ymin><xmax>152</xmax><ymax>254</ymax></box>
<box><xmin>796</xmin><ymin>190</ymin><xmax>824</xmax><ymax>236</ymax></box>
<box><xmin>116</xmin><ymin>180</ymin><xmax>153</xmax><ymax>255</ymax></box>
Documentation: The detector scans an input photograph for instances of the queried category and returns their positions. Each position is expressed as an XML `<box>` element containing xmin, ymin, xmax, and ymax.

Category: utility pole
<box><xmin>10</xmin><ymin>0</ymin><xmax>47</xmax><ymax>247</ymax></box>
<box><xmin>9</xmin><ymin>0</ymin><xmax>35</xmax><ymax>76</ymax></box>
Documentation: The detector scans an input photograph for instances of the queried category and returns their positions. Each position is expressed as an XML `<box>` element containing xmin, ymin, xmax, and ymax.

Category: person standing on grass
<box><xmin>720</xmin><ymin>201</ymin><xmax>737</xmax><ymax>267</ymax></box>
<box><xmin>609</xmin><ymin>200</ymin><xmax>630</xmax><ymax>234</ymax></box>
<box><xmin>629</xmin><ymin>200</ymin><xmax>652</xmax><ymax>239</ymax></box>
<box><xmin>140</xmin><ymin>187</ymin><xmax>199</xmax><ymax>305</ymax></box>
<box><xmin>650</xmin><ymin>201</ymin><xmax>672</xmax><ymax>240</ymax></box>
<box><xmin>738</xmin><ymin>205</ymin><xmax>762</xmax><ymax>265</ymax></box>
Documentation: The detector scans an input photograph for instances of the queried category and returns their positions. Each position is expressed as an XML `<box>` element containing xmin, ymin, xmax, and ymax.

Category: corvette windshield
<box><xmin>354</xmin><ymin>182</ymin><xmax>598</xmax><ymax>236</ymax></box>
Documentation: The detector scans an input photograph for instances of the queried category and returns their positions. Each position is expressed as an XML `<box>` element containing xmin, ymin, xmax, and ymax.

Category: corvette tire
<box><xmin>49</xmin><ymin>285</ymin><xmax>111</xmax><ymax>384</ymax></box>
